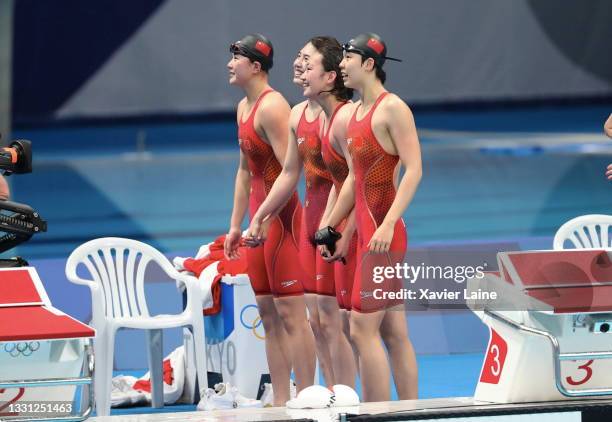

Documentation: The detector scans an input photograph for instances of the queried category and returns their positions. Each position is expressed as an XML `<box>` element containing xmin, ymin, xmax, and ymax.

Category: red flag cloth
<box><xmin>182</xmin><ymin>235</ymin><xmax>247</xmax><ymax>277</ymax></box>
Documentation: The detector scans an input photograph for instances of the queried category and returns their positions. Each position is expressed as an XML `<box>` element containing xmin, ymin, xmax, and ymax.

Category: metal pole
<box><xmin>0</xmin><ymin>0</ymin><xmax>13</xmax><ymax>146</ymax></box>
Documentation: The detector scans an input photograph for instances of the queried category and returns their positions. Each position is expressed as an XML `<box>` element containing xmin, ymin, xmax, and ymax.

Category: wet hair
<box><xmin>308</xmin><ymin>36</ymin><xmax>353</xmax><ymax>101</ymax></box>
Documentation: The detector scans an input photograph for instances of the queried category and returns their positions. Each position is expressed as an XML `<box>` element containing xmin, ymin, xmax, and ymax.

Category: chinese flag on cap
<box><xmin>367</xmin><ymin>38</ymin><xmax>384</xmax><ymax>55</ymax></box>
<box><xmin>255</xmin><ymin>40</ymin><xmax>271</xmax><ymax>56</ymax></box>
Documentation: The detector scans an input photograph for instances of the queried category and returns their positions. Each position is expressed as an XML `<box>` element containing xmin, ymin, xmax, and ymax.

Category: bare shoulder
<box><xmin>259</xmin><ymin>90</ymin><xmax>290</xmax><ymax>114</ymax></box>
<box><xmin>289</xmin><ymin>100</ymin><xmax>309</xmax><ymax>128</ymax></box>
<box><xmin>257</xmin><ymin>91</ymin><xmax>290</xmax><ymax>127</ymax></box>
<box><xmin>236</xmin><ymin>97</ymin><xmax>247</xmax><ymax>122</ymax></box>
<box><xmin>378</xmin><ymin>93</ymin><xmax>414</xmax><ymax>124</ymax></box>
<box><xmin>291</xmin><ymin>99</ymin><xmax>309</xmax><ymax>114</ymax></box>
<box><xmin>380</xmin><ymin>93</ymin><xmax>411</xmax><ymax>113</ymax></box>
<box><xmin>334</xmin><ymin>101</ymin><xmax>356</xmax><ymax>126</ymax></box>
<box><xmin>329</xmin><ymin>103</ymin><xmax>354</xmax><ymax>142</ymax></box>
<box><xmin>256</xmin><ymin>91</ymin><xmax>290</xmax><ymax>134</ymax></box>
<box><xmin>340</xmin><ymin>101</ymin><xmax>357</xmax><ymax>118</ymax></box>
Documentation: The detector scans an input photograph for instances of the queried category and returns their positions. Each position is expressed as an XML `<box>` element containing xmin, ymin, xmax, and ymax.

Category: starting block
<box><xmin>0</xmin><ymin>267</ymin><xmax>94</xmax><ymax>421</ymax></box>
<box><xmin>468</xmin><ymin>249</ymin><xmax>612</xmax><ymax>403</ymax></box>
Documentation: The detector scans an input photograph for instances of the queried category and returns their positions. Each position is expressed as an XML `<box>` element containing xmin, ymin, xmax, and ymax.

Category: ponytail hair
<box><xmin>308</xmin><ymin>36</ymin><xmax>353</xmax><ymax>101</ymax></box>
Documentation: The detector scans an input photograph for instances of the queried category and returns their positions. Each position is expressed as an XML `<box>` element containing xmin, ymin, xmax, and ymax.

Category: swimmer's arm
<box><xmin>605</xmin><ymin>113</ymin><xmax>612</xmax><ymax>138</ymax></box>
<box><xmin>322</xmin><ymin>107</ymin><xmax>355</xmax><ymax>228</ymax></box>
<box><xmin>319</xmin><ymin>185</ymin><xmax>337</xmax><ymax>229</ymax></box>
<box><xmin>325</xmin><ymin>168</ymin><xmax>355</xmax><ymax>230</ymax></box>
<box><xmin>380</xmin><ymin>96</ymin><xmax>422</xmax><ymax>228</ymax></box>
<box><xmin>259</xmin><ymin>93</ymin><xmax>292</xmax><ymax>164</ymax></box>
<box><xmin>321</xmin><ymin>170</ymin><xmax>355</xmax><ymax>231</ymax></box>
<box><xmin>343</xmin><ymin>207</ymin><xmax>356</xmax><ymax>237</ymax></box>
<box><xmin>252</xmin><ymin>97</ymin><xmax>298</xmax><ymax>224</ymax></box>
<box><xmin>229</xmin><ymin>149</ymin><xmax>251</xmax><ymax>232</ymax></box>
<box><xmin>0</xmin><ymin>176</ymin><xmax>9</xmax><ymax>200</ymax></box>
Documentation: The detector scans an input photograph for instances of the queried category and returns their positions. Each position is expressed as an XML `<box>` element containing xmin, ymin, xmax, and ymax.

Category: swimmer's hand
<box><xmin>604</xmin><ymin>113</ymin><xmax>612</xmax><ymax>138</ymax></box>
<box><xmin>368</xmin><ymin>222</ymin><xmax>394</xmax><ymax>254</ymax></box>
<box><xmin>244</xmin><ymin>216</ymin><xmax>271</xmax><ymax>247</ymax></box>
<box><xmin>315</xmin><ymin>226</ymin><xmax>346</xmax><ymax>264</ymax></box>
<box><xmin>319</xmin><ymin>244</ymin><xmax>331</xmax><ymax>259</ymax></box>
<box><xmin>323</xmin><ymin>230</ymin><xmax>350</xmax><ymax>265</ymax></box>
<box><xmin>224</xmin><ymin>228</ymin><xmax>242</xmax><ymax>260</ymax></box>
<box><xmin>606</xmin><ymin>164</ymin><xmax>612</xmax><ymax>180</ymax></box>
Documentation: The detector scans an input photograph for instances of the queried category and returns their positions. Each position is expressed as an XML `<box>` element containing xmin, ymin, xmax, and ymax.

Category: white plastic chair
<box><xmin>65</xmin><ymin>237</ymin><xmax>208</xmax><ymax>416</ymax></box>
<box><xmin>553</xmin><ymin>214</ymin><xmax>612</xmax><ymax>250</ymax></box>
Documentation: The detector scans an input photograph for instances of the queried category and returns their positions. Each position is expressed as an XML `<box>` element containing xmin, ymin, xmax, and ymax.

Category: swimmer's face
<box><xmin>340</xmin><ymin>51</ymin><xmax>367</xmax><ymax>88</ymax></box>
<box><xmin>301</xmin><ymin>50</ymin><xmax>332</xmax><ymax>99</ymax></box>
<box><xmin>227</xmin><ymin>53</ymin><xmax>259</xmax><ymax>86</ymax></box>
<box><xmin>293</xmin><ymin>51</ymin><xmax>304</xmax><ymax>85</ymax></box>
<box><xmin>294</xmin><ymin>43</ymin><xmax>315</xmax><ymax>86</ymax></box>
<box><xmin>293</xmin><ymin>46</ymin><xmax>307</xmax><ymax>85</ymax></box>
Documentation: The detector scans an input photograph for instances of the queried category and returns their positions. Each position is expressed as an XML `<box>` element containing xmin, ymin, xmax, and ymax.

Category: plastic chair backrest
<box><xmin>66</xmin><ymin>237</ymin><xmax>174</xmax><ymax>319</ymax></box>
<box><xmin>553</xmin><ymin>214</ymin><xmax>612</xmax><ymax>250</ymax></box>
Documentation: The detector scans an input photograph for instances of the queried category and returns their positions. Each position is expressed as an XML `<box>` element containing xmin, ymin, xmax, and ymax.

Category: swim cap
<box><xmin>342</xmin><ymin>33</ymin><xmax>401</xmax><ymax>67</ymax></box>
<box><xmin>230</xmin><ymin>33</ymin><xmax>274</xmax><ymax>70</ymax></box>
<box><xmin>286</xmin><ymin>385</ymin><xmax>335</xmax><ymax>409</ymax></box>
<box><xmin>331</xmin><ymin>384</ymin><xmax>360</xmax><ymax>407</ymax></box>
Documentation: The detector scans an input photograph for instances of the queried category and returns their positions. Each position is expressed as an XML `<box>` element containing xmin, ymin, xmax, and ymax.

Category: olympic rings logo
<box><xmin>3</xmin><ymin>341</ymin><xmax>40</xmax><ymax>357</ymax></box>
<box><xmin>239</xmin><ymin>305</ymin><xmax>265</xmax><ymax>340</ymax></box>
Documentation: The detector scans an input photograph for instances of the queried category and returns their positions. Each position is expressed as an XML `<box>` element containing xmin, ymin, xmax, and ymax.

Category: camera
<box><xmin>0</xmin><ymin>135</ymin><xmax>47</xmax><ymax>266</ymax></box>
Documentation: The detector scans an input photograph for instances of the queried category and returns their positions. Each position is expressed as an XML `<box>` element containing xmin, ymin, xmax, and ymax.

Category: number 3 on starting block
<box><xmin>566</xmin><ymin>360</ymin><xmax>594</xmax><ymax>386</ymax></box>
<box><xmin>480</xmin><ymin>329</ymin><xmax>508</xmax><ymax>384</ymax></box>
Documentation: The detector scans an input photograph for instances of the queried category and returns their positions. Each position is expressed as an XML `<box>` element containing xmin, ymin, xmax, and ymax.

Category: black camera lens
<box><xmin>600</xmin><ymin>323</ymin><xmax>610</xmax><ymax>333</ymax></box>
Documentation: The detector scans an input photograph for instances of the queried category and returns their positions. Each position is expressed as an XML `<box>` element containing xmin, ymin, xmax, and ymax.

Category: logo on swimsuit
<box><xmin>281</xmin><ymin>279</ymin><xmax>298</xmax><ymax>288</ymax></box>
<box><xmin>360</xmin><ymin>290</ymin><xmax>374</xmax><ymax>299</ymax></box>
<box><xmin>239</xmin><ymin>138</ymin><xmax>251</xmax><ymax>150</ymax></box>
<box><xmin>297</xmin><ymin>137</ymin><xmax>305</xmax><ymax>146</ymax></box>
<box><xmin>340</xmin><ymin>289</ymin><xmax>347</xmax><ymax>296</ymax></box>
<box><xmin>346</xmin><ymin>138</ymin><xmax>352</xmax><ymax>145</ymax></box>
<box><xmin>316</xmin><ymin>274</ymin><xmax>324</xmax><ymax>281</ymax></box>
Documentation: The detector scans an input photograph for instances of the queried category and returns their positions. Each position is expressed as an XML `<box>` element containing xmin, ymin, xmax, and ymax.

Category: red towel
<box><xmin>181</xmin><ymin>235</ymin><xmax>248</xmax><ymax>316</ymax></box>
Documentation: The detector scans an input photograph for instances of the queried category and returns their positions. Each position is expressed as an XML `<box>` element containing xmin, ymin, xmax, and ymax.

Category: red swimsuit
<box><xmin>238</xmin><ymin>90</ymin><xmax>304</xmax><ymax>297</ymax></box>
<box><xmin>346</xmin><ymin>92</ymin><xmax>407</xmax><ymax>312</ymax></box>
<box><xmin>320</xmin><ymin>102</ymin><xmax>358</xmax><ymax>310</ymax></box>
<box><xmin>295</xmin><ymin>104</ymin><xmax>336</xmax><ymax>296</ymax></box>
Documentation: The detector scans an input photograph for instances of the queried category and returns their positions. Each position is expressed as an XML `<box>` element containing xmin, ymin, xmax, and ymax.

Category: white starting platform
<box><xmin>467</xmin><ymin>249</ymin><xmax>612</xmax><ymax>404</ymax></box>
<box><xmin>0</xmin><ymin>267</ymin><xmax>95</xmax><ymax>421</ymax></box>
